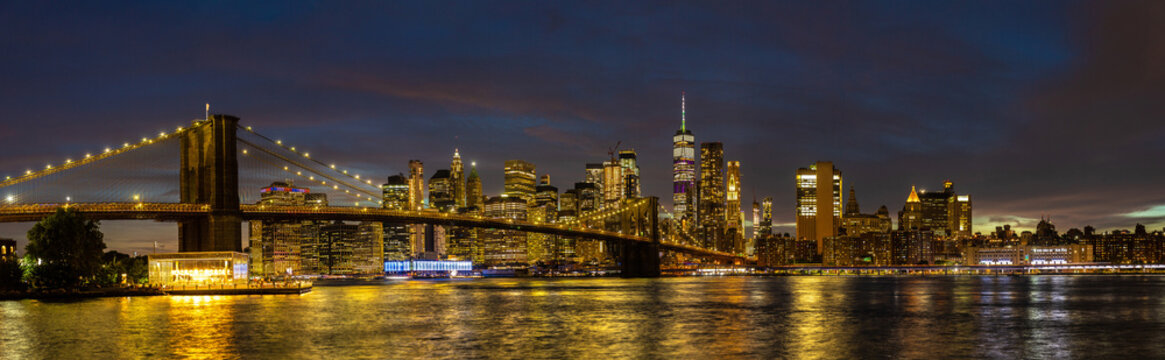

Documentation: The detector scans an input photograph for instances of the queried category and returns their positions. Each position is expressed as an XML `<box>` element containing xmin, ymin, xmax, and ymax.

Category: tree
<box><xmin>96</xmin><ymin>251</ymin><xmax>150</xmax><ymax>286</ymax></box>
<box><xmin>24</xmin><ymin>207</ymin><xmax>106</xmax><ymax>288</ymax></box>
<box><xmin>0</xmin><ymin>258</ymin><xmax>23</xmax><ymax>290</ymax></box>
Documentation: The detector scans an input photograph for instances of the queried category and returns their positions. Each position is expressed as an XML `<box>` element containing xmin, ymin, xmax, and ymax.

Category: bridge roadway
<box><xmin>0</xmin><ymin>203</ymin><xmax>749</xmax><ymax>262</ymax></box>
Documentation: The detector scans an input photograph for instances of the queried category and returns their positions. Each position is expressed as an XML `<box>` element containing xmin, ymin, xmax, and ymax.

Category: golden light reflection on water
<box><xmin>6</xmin><ymin>276</ymin><xmax>1165</xmax><ymax>358</ymax></box>
<box><xmin>167</xmin><ymin>295</ymin><xmax>235</xmax><ymax>359</ymax></box>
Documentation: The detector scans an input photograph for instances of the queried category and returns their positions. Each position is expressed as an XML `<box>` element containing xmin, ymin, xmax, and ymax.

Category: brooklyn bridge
<box><xmin>0</xmin><ymin>115</ymin><xmax>751</xmax><ymax>277</ymax></box>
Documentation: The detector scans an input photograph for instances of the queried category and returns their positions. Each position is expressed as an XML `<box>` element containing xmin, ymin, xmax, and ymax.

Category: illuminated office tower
<box><xmin>795</xmin><ymin>161</ymin><xmax>842</xmax><ymax>254</ymax></box>
<box><xmin>407</xmin><ymin>160</ymin><xmax>425</xmax><ymax>210</ymax></box>
<box><xmin>725</xmin><ymin>161</ymin><xmax>743</xmax><ymax>252</ymax></box>
<box><xmin>574</xmin><ymin>182</ymin><xmax>599</xmax><ymax>213</ymax></box>
<box><xmin>445</xmin><ymin>206</ymin><xmax>480</xmax><ymax>262</ymax></box>
<box><xmin>618</xmin><ymin>149</ymin><xmax>640</xmax><ymax>198</ymax></box>
<box><xmin>466</xmin><ymin>162</ymin><xmax>483</xmax><ymax>209</ymax></box>
<box><xmin>752</xmin><ymin>199</ymin><xmax>761</xmax><ymax>239</ymax></box>
<box><xmin>450</xmin><ymin>149</ymin><xmax>465</xmax><ymax>207</ymax></box>
<box><xmin>483</xmin><ymin>196</ymin><xmax>528</xmax><ymax>267</ymax></box>
<box><xmin>318</xmin><ymin>221</ymin><xmax>383</xmax><ymax>275</ymax></box>
<box><xmin>585</xmin><ymin>163</ymin><xmax>604</xmax><ymax>195</ymax></box>
<box><xmin>672</xmin><ymin>91</ymin><xmax>697</xmax><ymax>225</ymax></box>
<box><xmin>557</xmin><ymin>187</ymin><xmax>580</xmax><ymax>266</ymax></box>
<box><xmin>949</xmin><ymin>193</ymin><xmax>972</xmax><ymax>238</ymax></box>
<box><xmin>602</xmin><ymin>161</ymin><xmax>624</xmax><ymax>206</ymax></box>
<box><xmin>915</xmin><ymin>181</ymin><xmax>953</xmax><ymax>236</ymax></box>
<box><xmin>898</xmin><ymin>186</ymin><xmax>923</xmax><ymax>231</ymax></box>
<box><xmin>528</xmin><ymin>175</ymin><xmax>559</xmax><ymax>264</ymax></box>
<box><xmin>504</xmin><ymin>160</ymin><xmax>537</xmax><ymax>203</ymax></box>
<box><xmin>534</xmin><ymin>174</ymin><xmax>559</xmax><ymax>218</ymax></box>
<box><xmin>560</xmin><ymin>189</ymin><xmax>579</xmax><ymax>215</ymax></box>
<box><xmin>250</xmin><ymin>182</ymin><xmax>327</xmax><ymax>276</ymax></box>
<box><xmin>698</xmin><ymin>142</ymin><xmax>725</xmax><ymax>249</ymax></box>
<box><xmin>428</xmin><ymin>169</ymin><xmax>454</xmax><ymax>211</ymax></box>
<box><xmin>761</xmin><ymin>197</ymin><xmax>773</xmax><ymax>236</ymax></box>
<box><xmin>407</xmin><ymin>160</ymin><xmax>426</xmax><ymax>258</ymax></box>
<box><xmin>381</xmin><ymin>174</ymin><xmax>411</xmax><ymax>261</ymax></box>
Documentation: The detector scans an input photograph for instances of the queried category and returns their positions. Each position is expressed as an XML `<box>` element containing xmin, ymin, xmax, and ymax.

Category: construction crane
<box><xmin>608</xmin><ymin>141</ymin><xmax>622</xmax><ymax>162</ymax></box>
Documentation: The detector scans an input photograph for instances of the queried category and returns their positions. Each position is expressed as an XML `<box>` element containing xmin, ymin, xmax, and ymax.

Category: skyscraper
<box><xmin>428</xmin><ymin>169</ymin><xmax>454</xmax><ymax>211</ymax></box>
<box><xmin>602</xmin><ymin>160</ymin><xmax>624</xmax><ymax>206</ymax></box>
<box><xmin>795</xmin><ymin>161</ymin><xmax>842</xmax><ymax>254</ymax></box>
<box><xmin>407</xmin><ymin>160</ymin><xmax>425</xmax><ymax>210</ymax></box>
<box><xmin>672</xmin><ymin>91</ymin><xmax>696</xmax><ymax>226</ymax></box>
<box><xmin>698</xmin><ymin>142</ymin><xmax>725</xmax><ymax>249</ymax></box>
<box><xmin>574</xmin><ymin>182</ymin><xmax>599</xmax><ymax>213</ymax></box>
<box><xmin>585</xmin><ymin>163</ymin><xmax>604</xmax><ymax>195</ymax></box>
<box><xmin>950</xmin><ymin>194</ymin><xmax>972</xmax><ymax>238</ymax></box>
<box><xmin>450</xmin><ymin>149</ymin><xmax>465</xmax><ymax>208</ymax></box>
<box><xmin>250</xmin><ymin>181</ymin><xmax>320</xmax><ymax>277</ymax></box>
<box><xmin>725</xmin><ymin>160</ymin><xmax>743</xmax><ymax>253</ymax></box>
<box><xmin>466</xmin><ymin>161</ymin><xmax>483</xmax><ymax>210</ymax></box>
<box><xmin>381</xmin><ymin>174</ymin><xmax>410</xmax><ymax>261</ymax></box>
<box><xmin>483</xmin><ymin>196</ymin><xmax>528</xmax><ymax>267</ymax></box>
<box><xmin>407</xmin><ymin>160</ymin><xmax>426</xmax><ymax>258</ymax></box>
<box><xmin>752</xmin><ymin>199</ymin><xmax>761</xmax><ymax>239</ymax></box>
<box><xmin>898</xmin><ymin>185</ymin><xmax>923</xmax><ymax>231</ymax></box>
<box><xmin>529</xmin><ymin>175</ymin><xmax>559</xmax><ymax>264</ymax></box>
<box><xmin>761</xmin><ymin>197</ymin><xmax>773</xmax><ymax>236</ymax></box>
<box><xmin>618</xmin><ymin>149</ymin><xmax>640</xmax><ymax>198</ymax></box>
<box><xmin>504</xmin><ymin>160</ymin><xmax>537</xmax><ymax>203</ymax></box>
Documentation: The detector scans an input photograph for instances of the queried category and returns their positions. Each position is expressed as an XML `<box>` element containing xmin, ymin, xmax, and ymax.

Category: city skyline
<box><xmin>2</xmin><ymin>2</ymin><xmax>1165</xmax><ymax>253</ymax></box>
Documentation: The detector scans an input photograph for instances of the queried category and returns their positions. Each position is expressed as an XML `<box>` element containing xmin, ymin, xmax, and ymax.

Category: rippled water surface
<box><xmin>4</xmin><ymin>276</ymin><xmax>1165</xmax><ymax>359</ymax></box>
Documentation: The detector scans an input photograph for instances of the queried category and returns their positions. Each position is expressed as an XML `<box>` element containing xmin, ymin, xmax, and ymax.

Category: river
<box><xmin>3</xmin><ymin>276</ymin><xmax>1165</xmax><ymax>359</ymax></box>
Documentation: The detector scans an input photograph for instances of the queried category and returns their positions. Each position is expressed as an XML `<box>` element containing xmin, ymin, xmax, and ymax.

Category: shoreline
<box><xmin>6</xmin><ymin>272</ymin><xmax>1163</xmax><ymax>300</ymax></box>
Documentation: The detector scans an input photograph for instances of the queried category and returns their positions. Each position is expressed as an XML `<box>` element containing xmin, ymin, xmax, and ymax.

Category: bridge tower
<box><xmin>620</xmin><ymin>197</ymin><xmax>661</xmax><ymax>277</ymax></box>
<box><xmin>178</xmin><ymin>114</ymin><xmax>242</xmax><ymax>252</ymax></box>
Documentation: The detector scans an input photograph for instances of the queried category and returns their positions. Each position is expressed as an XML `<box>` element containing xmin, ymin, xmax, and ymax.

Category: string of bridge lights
<box><xmin>562</xmin><ymin>198</ymin><xmax>652</xmax><ymax>226</ymax></box>
<box><xmin>0</xmin><ymin>123</ymin><xmax>196</xmax><ymax>192</ymax></box>
<box><xmin>239</xmin><ymin>142</ymin><xmax>380</xmax><ymax>207</ymax></box>
<box><xmin>238</xmin><ymin>124</ymin><xmax>380</xmax><ymax>190</ymax></box>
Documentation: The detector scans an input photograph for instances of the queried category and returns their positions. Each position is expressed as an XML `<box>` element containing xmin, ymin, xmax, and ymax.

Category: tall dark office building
<box><xmin>466</xmin><ymin>162</ymin><xmax>483</xmax><ymax>210</ymax></box>
<box><xmin>428</xmin><ymin>169</ymin><xmax>454</xmax><ymax>211</ymax></box>
<box><xmin>698</xmin><ymin>142</ymin><xmax>725</xmax><ymax>249</ymax></box>
<box><xmin>619</xmin><ymin>149</ymin><xmax>640</xmax><ymax>198</ymax></box>
<box><xmin>760</xmin><ymin>197</ymin><xmax>773</xmax><ymax>236</ymax></box>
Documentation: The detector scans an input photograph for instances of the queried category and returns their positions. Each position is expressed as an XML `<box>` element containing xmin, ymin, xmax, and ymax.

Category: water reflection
<box><xmin>4</xmin><ymin>276</ymin><xmax>1165</xmax><ymax>358</ymax></box>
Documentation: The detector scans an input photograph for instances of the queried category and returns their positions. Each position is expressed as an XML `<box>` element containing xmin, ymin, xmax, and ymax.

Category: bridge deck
<box><xmin>0</xmin><ymin>203</ymin><xmax>750</xmax><ymax>261</ymax></box>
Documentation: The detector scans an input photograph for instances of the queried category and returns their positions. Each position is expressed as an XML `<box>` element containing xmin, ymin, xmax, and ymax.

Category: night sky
<box><xmin>2</xmin><ymin>1</ymin><xmax>1164</xmax><ymax>253</ymax></box>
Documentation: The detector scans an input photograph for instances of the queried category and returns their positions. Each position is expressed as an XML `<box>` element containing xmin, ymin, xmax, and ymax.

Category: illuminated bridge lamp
<box><xmin>133</xmin><ymin>194</ymin><xmax>141</xmax><ymax>202</ymax></box>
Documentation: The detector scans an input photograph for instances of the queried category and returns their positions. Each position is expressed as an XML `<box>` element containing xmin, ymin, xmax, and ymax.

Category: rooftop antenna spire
<box><xmin>681</xmin><ymin>90</ymin><xmax>686</xmax><ymax>132</ymax></box>
<box><xmin>205</xmin><ymin>103</ymin><xmax>209</xmax><ymax>121</ymax></box>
